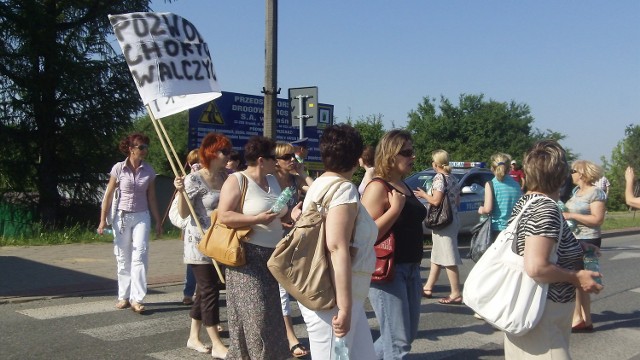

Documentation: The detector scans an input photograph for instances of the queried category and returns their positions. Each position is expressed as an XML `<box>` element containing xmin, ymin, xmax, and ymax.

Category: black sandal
<box><xmin>290</xmin><ymin>343</ymin><xmax>309</xmax><ymax>358</ymax></box>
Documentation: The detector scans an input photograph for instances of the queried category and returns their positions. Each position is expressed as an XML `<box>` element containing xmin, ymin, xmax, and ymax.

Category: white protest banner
<box><xmin>108</xmin><ymin>12</ymin><xmax>221</xmax><ymax>119</ymax></box>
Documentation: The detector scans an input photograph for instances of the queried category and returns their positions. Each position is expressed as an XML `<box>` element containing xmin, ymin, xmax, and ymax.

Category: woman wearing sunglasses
<box><xmin>273</xmin><ymin>142</ymin><xmax>314</xmax><ymax>358</ymax></box>
<box><xmin>361</xmin><ymin>130</ymin><xmax>427</xmax><ymax>359</ymax></box>
<box><xmin>98</xmin><ymin>132</ymin><xmax>162</xmax><ymax>314</ymax></box>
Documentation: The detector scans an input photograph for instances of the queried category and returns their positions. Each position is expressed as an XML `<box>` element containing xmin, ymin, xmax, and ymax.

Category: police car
<box><xmin>404</xmin><ymin>161</ymin><xmax>494</xmax><ymax>234</ymax></box>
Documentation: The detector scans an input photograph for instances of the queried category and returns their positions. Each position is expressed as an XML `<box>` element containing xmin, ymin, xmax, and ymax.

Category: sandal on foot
<box><xmin>130</xmin><ymin>302</ymin><xmax>145</xmax><ymax>313</ymax></box>
<box><xmin>422</xmin><ymin>289</ymin><xmax>433</xmax><ymax>299</ymax></box>
<box><xmin>438</xmin><ymin>296</ymin><xmax>463</xmax><ymax>305</ymax></box>
<box><xmin>115</xmin><ymin>299</ymin><xmax>130</xmax><ymax>309</ymax></box>
<box><xmin>290</xmin><ymin>343</ymin><xmax>309</xmax><ymax>358</ymax></box>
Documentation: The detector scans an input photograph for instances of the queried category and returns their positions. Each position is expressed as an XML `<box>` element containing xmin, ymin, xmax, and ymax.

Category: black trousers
<box><xmin>190</xmin><ymin>263</ymin><xmax>224</xmax><ymax>326</ymax></box>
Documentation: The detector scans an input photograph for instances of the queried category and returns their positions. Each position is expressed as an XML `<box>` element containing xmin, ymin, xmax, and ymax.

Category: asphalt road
<box><xmin>1</xmin><ymin>233</ymin><xmax>639</xmax><ymax>359</ymax></box>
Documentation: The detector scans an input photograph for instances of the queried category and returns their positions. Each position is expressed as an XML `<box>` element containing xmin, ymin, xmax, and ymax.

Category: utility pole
<box><xmin>263</xmin><ymin>0</ymin><xmax>277</xmax><ymax>139</ymax></box>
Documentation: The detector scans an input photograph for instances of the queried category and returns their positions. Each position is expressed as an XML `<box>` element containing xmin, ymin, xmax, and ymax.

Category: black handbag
<box><xmin>424</xmin><ymin>174</ymin><xmax>453</xmax><ymax>229</ymax></box>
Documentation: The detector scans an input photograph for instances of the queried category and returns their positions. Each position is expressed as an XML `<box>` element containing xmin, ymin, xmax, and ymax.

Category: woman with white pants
<box><xmin>98</xmin><ymin>132</ymin><xmax>162</xmax><ymax>314</ymax></box>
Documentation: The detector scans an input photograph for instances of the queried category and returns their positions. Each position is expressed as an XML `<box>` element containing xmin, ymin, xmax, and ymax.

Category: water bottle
<box><xmin>295</xmin><ymin>154</ymin><xmax>304</xmax><ymax>163</ymax></box>
<box><xmin>583</xmin><ymin>248</ymin><xmax>603</xmax><ymax>285</ymax></box>
<box><xmin>334</xmin><ymin>337</ymin><xmax>350</xmax><ymax>360</ymax></box>
<box><xmin>556</xmin><ymin>201</ymin><xmax>579</xmax><ymax>234</ymax></box>
<box><xmin>98</xmin><ymin>228</ymin><xmax>113</xmax><ymax>235</ymax></box>
<box><xmin>479</xmin><ymin>214</ymin><xmax>489</xmax><ymax>223</ymax></box>
<box><xmin>270</xmin><ymin>187</ymin><xmax>293</xmax><ymax>213</ymax></box>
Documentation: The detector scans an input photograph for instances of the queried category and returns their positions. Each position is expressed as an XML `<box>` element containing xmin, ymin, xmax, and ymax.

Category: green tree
<box><xmin>0</xmin><ymin>1</ymin><xmax>151</xmax><ymax>227</ymax></box>
<box><xmin>406</xmin><ymin>94</ymin><xmax>573</xmax><ymax>171</ymax></box>
<box><xmin>603</xmin><ymin>124</ymin><xmax>640</xmax><ymax>211</ymax></box>
<box><xmin>129</xmin><ymin>111</ymin><xmax>189</xmax><ymax>177</ymax></box>
<box><xmin>348</xmin><ymin>113</ymin><xmax>387</xmax><ymax>147</ymax></box>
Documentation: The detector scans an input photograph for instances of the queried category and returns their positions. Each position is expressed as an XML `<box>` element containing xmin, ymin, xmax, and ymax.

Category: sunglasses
<box><xmin>134</xmin><ymin>144</ymin><xmax>149</xmax><ymax>150</ymax></box>
<box><xmin>277</xmin><ymin>153</ymin><xmax>296</xmax><ymax>160</ymax></box>
<box><xmin>220</xmin><ymin>148</ymin><xmax>231</xmax><ymax>156</ymax></box>
<box><xmin>397</xmin><ymin>148</ymin><xmax>414</xmax><ymax>158</ymax></box>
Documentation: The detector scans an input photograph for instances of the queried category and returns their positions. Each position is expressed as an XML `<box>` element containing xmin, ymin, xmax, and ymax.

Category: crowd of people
<box><xmin>99</xmin><ymin>128</ymin><xmax>626</xmax><ymax>359</ymax></box>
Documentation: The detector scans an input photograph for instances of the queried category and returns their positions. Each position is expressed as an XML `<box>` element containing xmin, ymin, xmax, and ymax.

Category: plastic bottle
<box><xmin>334</xmin><ymin>337</ymin><xmax>350</xmax><ymax>360</ymax></box>
<box><xmin>556</xmin><ymin>201</ymin><xmax>579</xmax><ymax>234</ymax></box>
<box><xmin>583</xmin><ymin>248</ymin><xmax>603</xmax><ymax>285</ymax></box>
<box><xmin>98</xmin><ymin>228</ymin><xmax>113</xmax><ymax>235</ymax></box>
<box><xmin>270</xmin><ymin>187</ymin><xmax>294</xmax><ymax>213</ymax></box>
<box><xmin>479</xmin><ymin>214</ymin><xmax>489</xmax><ymax>222</ymax></box>
<box><xmin>295</xmin><ymin>154</ymin><xmax>304</xmax><ymax>163</ymax></box>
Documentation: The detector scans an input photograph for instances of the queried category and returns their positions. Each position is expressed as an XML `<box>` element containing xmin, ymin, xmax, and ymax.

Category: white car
<box><xmin>404</xmin><ymin>163</ymin><xmax>494</xmax><ymax>234</ymax></box>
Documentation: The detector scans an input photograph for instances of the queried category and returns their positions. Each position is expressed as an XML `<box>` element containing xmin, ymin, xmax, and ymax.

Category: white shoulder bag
<box><xmin>104</xmin><ymin>162</ymin><xmax>124</xmax><ymax>226</ymax></box>
<box><xmin>463</xmin><ymin>196</ymin><xmax>561</xmax><ymax>336</ymax></box>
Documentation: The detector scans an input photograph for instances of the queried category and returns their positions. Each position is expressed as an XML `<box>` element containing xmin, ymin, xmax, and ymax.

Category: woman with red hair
<box><xmin>174</xmin><ymin>132</ymin><xmax>232</xmax><ymax>358</ymax></box>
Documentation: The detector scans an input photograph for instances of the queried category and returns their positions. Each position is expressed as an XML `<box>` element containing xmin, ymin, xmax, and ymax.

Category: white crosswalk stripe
<box><xmin>16</xmin><ymin>292</ymin><xmax>180</xmax><ymax>320</ymax></box>
<box><xmin>79</xmin><ymin>314</ymin><xmax>189</xmax><ymax>341</ymax></box>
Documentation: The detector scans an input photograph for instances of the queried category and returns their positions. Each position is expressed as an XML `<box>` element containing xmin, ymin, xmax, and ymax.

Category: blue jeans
<box><xmin>183</xmin><ymin>264</ymin><xmax>196</xmax><ymax>297</ymax></box>
<box><xmin>368</xmin><ymin>262</ymin><xmax>423</xmax><ymax>360</ymax></box>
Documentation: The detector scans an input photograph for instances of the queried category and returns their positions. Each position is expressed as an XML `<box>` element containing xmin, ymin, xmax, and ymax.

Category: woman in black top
<box><xmin>361</xmin><ymin>130</ymin><xmax>427</xmax><ymax>360</ymax></box>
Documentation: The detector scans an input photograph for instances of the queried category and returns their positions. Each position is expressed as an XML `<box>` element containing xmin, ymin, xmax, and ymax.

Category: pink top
<box><xmin>111</xmin><ymin>159</ymin><xmax>156</xmax><ymax>213</ymax></box>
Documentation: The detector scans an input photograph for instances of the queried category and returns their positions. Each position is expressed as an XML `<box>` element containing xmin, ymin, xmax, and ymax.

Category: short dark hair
<box><xmin>361</xmin><ymin>145</ymin><xmax>375</xmax><ymax>167</ymax></box>
<box><xmin>244</xmin><ymin>136</ymin><xmax>276</xmax><ymax>165</ymax></box>
<box><xmin>228</xmin><ymin>149</ymin><xmax>242</xmax><ymax>162</ymax></box>
<box><xmin>320</xmin><ymin>124</ymin><xmax>363</xmax><ymax>172</ymax></box>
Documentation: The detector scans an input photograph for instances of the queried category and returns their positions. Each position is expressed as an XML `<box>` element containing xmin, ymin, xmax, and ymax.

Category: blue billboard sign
<box><xmin>188</xmin><ymin>91</ymin><xmax>333</xmax><ymax>171</ymax></box>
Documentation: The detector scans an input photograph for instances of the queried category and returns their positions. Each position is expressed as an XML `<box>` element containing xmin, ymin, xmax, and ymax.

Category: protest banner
<box><xmin>109</xmin><ymin>12</ymin><xmax>224</xmax><ymax>280</ymax></box>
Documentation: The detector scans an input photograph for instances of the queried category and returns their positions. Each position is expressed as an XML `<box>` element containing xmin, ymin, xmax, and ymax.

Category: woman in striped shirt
<box><xmin>503</xmin><ymin>140</ymin><xmax>602</xmax><ymax>360</ymax></box>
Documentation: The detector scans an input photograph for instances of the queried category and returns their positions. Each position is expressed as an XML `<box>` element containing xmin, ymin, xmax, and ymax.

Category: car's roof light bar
<box><xmin>450</xmin><ymin>161</ymin><xmax>486</xmax><ymax>168</ymax></box>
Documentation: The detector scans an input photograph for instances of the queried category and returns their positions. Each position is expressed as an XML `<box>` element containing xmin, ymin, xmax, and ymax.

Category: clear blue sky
<box><xmin>149</xmin><ymin>0</ymin><xmax>639</xmax><ymax>164</ymax></box>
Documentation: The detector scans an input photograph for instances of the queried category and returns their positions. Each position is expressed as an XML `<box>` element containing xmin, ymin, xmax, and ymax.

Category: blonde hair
<box><xmin>432</xmin><ymin>149</ymin><xmax>451</xmax><ymax>174</ymax></box>
<box><xmin>274</xmin><ymin>142</ymin><xmax>295</xmax><ymax>157</ymax></box>
<box><xmin>523</xmin><ymin>140</ymin><xmax>569</xmax><ymax>193</ymax></box>
<box><xmin>572</xmin><ymin>160</ymin><xmax>603</xmax><ymax>185</ymax></box>
<box><xmin>490</xmin><ymin>153</ymin><xmax>511</xmax><ymax>181</ymax></box>
<box><xmin>374</xmin><ymin>130</ymin><xmax>412</xmax><ymax>179</ymax></box>
<box><xmin>186</xmin><ymin>149</ymin><xmax>199</xmax><ymax>166</ymax></box>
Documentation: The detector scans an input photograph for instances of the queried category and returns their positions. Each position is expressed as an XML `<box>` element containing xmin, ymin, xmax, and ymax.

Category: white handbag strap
<box><xmin>505</xmin><ymin>195</ymin><xmax>562</xmax><ymax>262</ymax></box>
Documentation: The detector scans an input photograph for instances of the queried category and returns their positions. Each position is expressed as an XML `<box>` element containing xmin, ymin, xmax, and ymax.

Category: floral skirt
<box><xmin>225</xmin><ymin>243</ymin><xmax>290</xmax><ymax>360</ymax></box>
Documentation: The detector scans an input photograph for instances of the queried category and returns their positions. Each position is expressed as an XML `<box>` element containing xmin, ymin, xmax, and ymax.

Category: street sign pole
<box><xmin>296</xmin><ymin>94</ymin><xmax>310</xmax><ymax>139</ymax></box>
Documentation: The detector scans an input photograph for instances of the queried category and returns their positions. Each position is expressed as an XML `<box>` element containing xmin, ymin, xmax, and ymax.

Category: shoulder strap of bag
<box><xmin>237</xmin><ymin>173</ymin><xmax>249</xmax><ymax>213</ymax></box>
<box><xmin>507</xmin><ymin>196</ymin><xmax>561</xmax><ymax>261</ymax></box>
<box><xmin>318</xmin><ymin>179</ymin><xmax>349</xmax><ymax>208</ymax></box>
<box><xmin>488</xmin><ymin>179</ymin><xmax>495</xmax><ymax>201</ymax></box>
<box><xmin>370</xmin><ymin>177</ymin><xmax>393</xmax><ymax>193</ymax></box>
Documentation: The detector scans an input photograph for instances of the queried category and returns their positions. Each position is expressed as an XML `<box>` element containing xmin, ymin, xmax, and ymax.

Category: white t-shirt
<box><xmin>234</xmin><ymin>172</ymin><xmax>284</xmax><ymax>248</ymax></box>
<box><xmin>302</xmin><ymin>176</ymin><xmax>378</xmax><ymax>301</ymax></box>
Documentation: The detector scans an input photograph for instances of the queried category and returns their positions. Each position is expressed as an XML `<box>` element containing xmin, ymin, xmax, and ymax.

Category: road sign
<box><xmin>188</xmin><ymin>91</ymin><xmax>333</xmax><ymax>171</ymax></box>
<box><xmin>289</xmin><ymin>86</ymin><xmax>318</xmax><ymax>127</ymax></box>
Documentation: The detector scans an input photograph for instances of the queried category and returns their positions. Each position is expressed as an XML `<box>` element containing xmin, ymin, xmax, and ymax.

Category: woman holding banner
<box><xmin>173</xmin><ymin>133</ymin><xmax>231</xmax><ymax>357</ymax></box>
<box><xmin>98</xmin><ymin>132</ymin><xmax>162</xmax><ymax>314</ymax></box>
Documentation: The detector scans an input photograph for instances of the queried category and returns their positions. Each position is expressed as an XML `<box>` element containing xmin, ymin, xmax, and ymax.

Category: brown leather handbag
<box><xmin>198</xmin><ymin>173</ymin><xmax>251</xmax><ymax>267</ymax></box>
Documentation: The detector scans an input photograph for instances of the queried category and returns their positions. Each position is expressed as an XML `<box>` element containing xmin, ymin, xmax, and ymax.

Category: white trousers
<box><xmin>299</xmin><ymin>299</ymin><xmax>376</xmax><ymax>360</ymax></box>
<box><xmin>113</xmin><ymin>210</ymin><xmax>150</xmax><ymax>303</ymax></box>
<box><xmin>279</xmin><ymin>283</ymin><xmax>291</xmax><ymax>316</ymax></box>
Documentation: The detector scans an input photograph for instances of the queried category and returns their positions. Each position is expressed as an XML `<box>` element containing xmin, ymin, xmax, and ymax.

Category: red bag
<box><xmin>369</xmin><ymin>178</ymin><xmax>396</xmax><ymax>282</ymax></box>
<box><xmin>371</xmin><ymin>231</ymin><xmax>395</xmax><ymax>282</ymax></box>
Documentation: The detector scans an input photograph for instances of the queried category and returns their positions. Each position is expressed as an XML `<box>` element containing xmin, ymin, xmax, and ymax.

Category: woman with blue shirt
<box><xmin>563</xmin><ymin>160</ymin><xmax>606</xmax><ymax>332</ymax></box>
<box><xmin>478</xmin><ymin>153</ymin><xmax>522</xmax><ymax>241</ymax></box>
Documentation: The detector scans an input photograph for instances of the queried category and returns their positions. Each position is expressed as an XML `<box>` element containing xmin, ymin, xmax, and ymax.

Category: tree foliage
<box><xmin>406</xmin><ymin>94</ymin><xmax>572</xmax><ymax>171</ymax></box>
<box><xmin>129</xmin><ymin>111</ymin><xmax>189</xmax><ymax>177</ymax></box>
<box><xmin>0</xmin><ymin>0</ymin><xmax>151</xmax><ymax>227</ymax></box>
<box><xmin>602</xmin><ymin>124</ymin><xmax>640</xmax><ymax>211</ymax></box>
